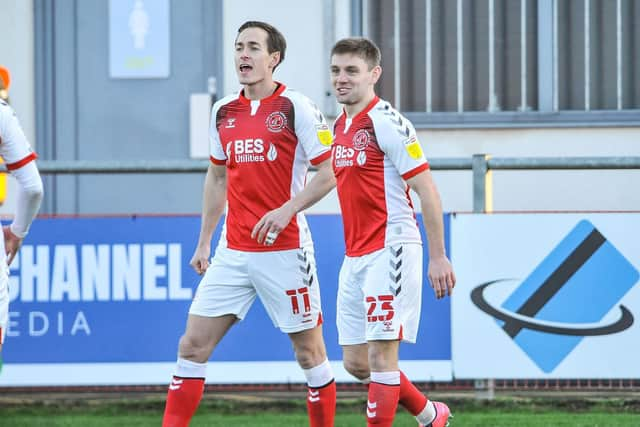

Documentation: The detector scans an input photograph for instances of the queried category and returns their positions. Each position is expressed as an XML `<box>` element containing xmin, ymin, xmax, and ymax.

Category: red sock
<box><xmin>307</xmin><ymin>380</ymin><xmax>336</xmax><ymax>427</ymax></box>
<box><xmin>398</xmin><ymin>371</ymin><xmax>428</xmax><ymax>416</ymax></box>
<box><xmin>367</xmin><ymin>382</ymin><xmax>400</xmax><ymax>426</ymax></box>
<box><xmin>162</xmin><ymin>376</ymin><xmax>205</xmax><ymax>427</ymax></box>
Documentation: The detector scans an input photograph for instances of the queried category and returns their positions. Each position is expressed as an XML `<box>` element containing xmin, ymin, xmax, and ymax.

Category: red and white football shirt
<box><xmin>0</xmin><ymin>100</ymin><xmax>38</xmax><ymax>171</ymax></box>
<box><xmin>332</xmin><ymin>97</ymin><xmax>429</xmax><ymax>257</ymax></box>
<box><xmin>209</xmin><ymin>83</ymin><xmax>332</xmax><ymax>252</ymax></box>
<box><xmin>0</xmin><ymin>99</ymin><xmax>40</xmax><ymax>344</ymax></box>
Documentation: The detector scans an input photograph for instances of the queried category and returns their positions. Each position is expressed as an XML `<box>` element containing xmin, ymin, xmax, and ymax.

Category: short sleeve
<box><xmin>208</xmin><ymin>100</ymin><xmax>227</xmax><ymax>165</ymax></box>
<box><xmin>373</xmin><ymin>108</ymin><xmax>429</xmax><ymax>180</ymax></box>
<box><xmin>0</xmin><ymin>102</ymin><xmax>38</xmax><ymax>170</ymax></box>
<box><xmin>289</xmin><ymin>93</ymin><xmax>332</xmax><ymax>165</ymax></box>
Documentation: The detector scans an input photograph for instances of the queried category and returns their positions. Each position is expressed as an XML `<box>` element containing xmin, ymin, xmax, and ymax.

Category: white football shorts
<box><xmin>0</xmin><ymin>265</ymin><xmax>9</xmax><ymax>345</ymax></box>
<box><xmin>190</xmin><ymin>246</ymin><xmax>323</xmax><ymax>334</ymax></box>
<box><xmin>337</xmin><ymin>244</ymin><xmax>423</xmax><ymax>345</ymax></box>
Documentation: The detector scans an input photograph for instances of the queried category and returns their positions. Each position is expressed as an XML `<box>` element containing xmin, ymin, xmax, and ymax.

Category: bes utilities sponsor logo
<box><xmin>471</xmin><ymin>220</ymin><xmax>639</xmax><ymax>373</ymax></box>
<box><xmin>333</xmin><ymin>145</ymin><xmax>356</xmax><ymax>168</ymax></box>
<box><xmin>226</xmin><ymin>138</ymin><xmax>277</xmax><ymax>163</ymax></box>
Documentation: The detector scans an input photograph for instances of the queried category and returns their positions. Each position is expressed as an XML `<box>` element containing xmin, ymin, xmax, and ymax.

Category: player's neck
<box><xmin>243</xmin><ymin>79</ymin><xmax>278</xmax><ymax>100</ymax></box>
<box><xmin>344</xmin><ymin>92</ymin><xmax>377</xmax><ymax>118</ymax></box>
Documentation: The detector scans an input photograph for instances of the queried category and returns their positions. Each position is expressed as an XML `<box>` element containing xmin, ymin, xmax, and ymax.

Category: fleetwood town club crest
<box><xmin>353</xmin><ymin>129</ymin><xmax>370</xmax><ymax>150</ymax></box>
<box><xmin>266</xmin><ymin>111</ymin><xmax>287</xmax><ymax>132</ymax></box>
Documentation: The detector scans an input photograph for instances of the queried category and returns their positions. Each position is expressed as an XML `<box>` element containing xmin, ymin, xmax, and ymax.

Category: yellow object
<box><xmin>316</xmin><ymin>124</ymin><xmax>333</xmax><ymax>147</ymax></box>
<box><xmin>404</xmin><ymin>136</ymin><xmax>424</xmax><ymax>160</ymax></box>
<box><xmin>485</xmin><ymin>155</ymin><xmax>493</xmax><ymax>213</ymax></box>
<box><xmin>0</xmin><ymin>159</ymin><xmax>6</xmax><ymax>205</ymax></box>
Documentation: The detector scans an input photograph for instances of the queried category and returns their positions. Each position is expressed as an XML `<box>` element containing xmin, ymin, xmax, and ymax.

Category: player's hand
<box><xmin>190</xmin><ymin>244</ymin><xmax>211</xmax><ymax>275</ymax></box>
<box><xmin>428</xmin><ymin>256</ymin><xmax>456</xmax><ymax>299</ymax></box>
<box><xmin>251</xmin><ymin>203</ymin><xmax>296</xmax><ymax>246</ymax></box>
<box><xmin>3</xmin><ymin>225</ymin><xmax>23</xmax><ymax>266</ymax></box>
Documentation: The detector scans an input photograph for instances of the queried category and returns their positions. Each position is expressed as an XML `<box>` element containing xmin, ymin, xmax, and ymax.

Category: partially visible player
<box><xmin>161</xmin><ymin>22</ymin><xmax>336</xmax><ymax>427</ymax></box>
<box><xmin>329</xmin><ymin>39</ymin><xmax>455</xmax><ymax>427</ymax></box>
<box><xmin>0</xmin><ymin>66</ymin><xmax>45</xmax><ymax>355</ymax></box>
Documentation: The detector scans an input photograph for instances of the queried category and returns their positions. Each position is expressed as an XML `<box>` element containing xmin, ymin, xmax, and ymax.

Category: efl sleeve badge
<box><xmin>403</xmin><ymin>136</ymin><xmax>424</xmax><ymax>160</ymax></box>
<box><xmin>315</xmin><ymin>124</ymin><xmax>333</xmax><ymax>147</ymax></box>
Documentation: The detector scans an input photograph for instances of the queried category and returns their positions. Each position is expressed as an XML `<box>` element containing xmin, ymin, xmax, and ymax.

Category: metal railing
<box><xmin>469</xmin><ymin>154</ymin><xmax>640</xmax><ymax>213</ymax></box>
<box><xmin>10</xmin><ymin>156</ymin><xmax>639</xmax><ymax>214</ymax></box>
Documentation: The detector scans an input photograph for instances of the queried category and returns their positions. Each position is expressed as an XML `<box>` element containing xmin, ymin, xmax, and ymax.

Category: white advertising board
<box><xmin>451</xmin><ymin>213</ymin><xmax>640</xmax><ymax>378</ymax></box>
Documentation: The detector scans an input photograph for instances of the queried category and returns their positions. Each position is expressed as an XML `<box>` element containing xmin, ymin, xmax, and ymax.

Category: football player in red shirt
<box><xmin>329</xmin><ymin>38</ymin><xmax>455</xmax><ymax>427</ymax></box>
<box><xmin>0</xmin><ymin>66</ymin><xmax>44</xmax><ymax>357</ymax></box>
<box><xmin>162</xmin><ymin>22</ymin><xmax>336</xmax><ymax>427</ymax></box>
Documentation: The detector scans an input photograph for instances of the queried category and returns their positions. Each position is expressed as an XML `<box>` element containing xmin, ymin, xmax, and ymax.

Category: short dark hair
<box><xmin>237</xmin><ymin>21</ymin><xmax>287</xmax><ymax>71</ymax></box>
<box><xmin>331</xmin><ymin>37</ymin><xmax>381</xmax><ymax>70</ymax></box>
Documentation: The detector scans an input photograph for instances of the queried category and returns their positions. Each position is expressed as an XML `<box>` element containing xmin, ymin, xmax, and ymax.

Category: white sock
<box><xmin>370</xmin><ymin>370</ymin><xmax>400</xmax><ymax>385</ymax></box>
<box><xmin>174</xmin><ymin>357</ymin><xmax>207</xmax><ymax>378</ymax></box>
<box><xmin>415</xmin><ymin>400</ymin><xmax>437</xmax><ymax>425</ymax></box>
<box><xmin>303</xmin><ymin>359</ymin><xmax>334</xmax><ymax>388</ymax></box>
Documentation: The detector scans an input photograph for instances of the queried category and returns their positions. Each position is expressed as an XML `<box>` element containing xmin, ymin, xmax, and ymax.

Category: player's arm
<box><xmin>252</xmin><ymin>93</ymin><xmax>335</xmax><ymax>245</ymax></box>
<box><xmin>406</xmin><ymin>170</ymin><xmax>456</xmax><ymax>299</ymax></box>
<box><xmin>191</xmin><ymin>163</ymin><xmax>226</xmax><ymax>275</ymax></box>
<box><xmin>286</xmin><ymin>157</ymin><xmax>335</xmax><ymax>213</ymax></box>
<box><xmin>252</xmin><ymin>157</ymin><xmax>335</xmax><ymax>244</ymax></box>
<box><xmin>4</xmin><ymin>162</ymin><xmax>44</xmax><ymax>266</ymax></box>
<box><xmin>0</xmin><ymin>105</ymin><xmax>44</xmax><ymax>265</ymax></box>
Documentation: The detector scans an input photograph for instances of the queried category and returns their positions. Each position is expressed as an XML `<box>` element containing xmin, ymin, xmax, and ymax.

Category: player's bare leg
<box><xmin>342</xmin><ymin>343</ymin><xmax>370</xmax><ymax>381</ymax></box>
<box><xmin>289</xmin><ymin>325</ymin><xmax>336</xmax><ymax>427</ymax></box>
<box><xmin>178</xmin><ymin>313</ymin><xmax>236</xmax><ymax>362</ymax></box>
<box><xmin>289</xmin><ymin>324</ymin><xmax>327</xmax><ymax>368</ymax></box>
<box><xmin>162</xmin><ymin>314</ymin><xmax>237</xmax><ymax>427</ymax></box>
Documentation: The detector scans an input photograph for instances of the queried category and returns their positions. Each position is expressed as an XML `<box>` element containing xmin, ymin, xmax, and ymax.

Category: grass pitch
<box><xmin>3</xmin><ymin>410</ymin><xmax>639</xmax><ymax>426</ymax></box>
<box><xmin>1</xmin><ymin>392</ymin><xmax>638</xmax><ymax>426</ymax></box>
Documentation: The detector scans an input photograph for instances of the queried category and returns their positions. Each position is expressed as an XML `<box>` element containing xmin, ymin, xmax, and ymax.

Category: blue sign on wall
<box><xmin>4</xmin><ymin>215</ymin><xmax>451</xmax><ymax>364</ymax></box>
<box><xmin>109</xmin><ymin>0</ymin><xmax>170</xmax><ymax>78</ymax></box>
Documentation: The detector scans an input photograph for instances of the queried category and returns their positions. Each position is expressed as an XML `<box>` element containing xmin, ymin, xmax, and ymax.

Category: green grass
<box><xmin>2</xmin><ymin>395</ymin><xmax>638</xmax><ymax>426</ymax></box>
<box><xmin>2</xmin><ymin>411</ymin><xmax>639</xmax><ymax>427</ymax></box>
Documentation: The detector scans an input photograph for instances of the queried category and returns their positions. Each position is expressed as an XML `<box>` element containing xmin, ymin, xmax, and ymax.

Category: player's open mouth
<box><xmin>239</xmin><ymin>65</ymin><xmax>253</xmax><ymax>72</ymax></box>
<box><xmin>336</xmin><ymin>87</ymin><xmax>350</xmax><ymax>95</ymax></box>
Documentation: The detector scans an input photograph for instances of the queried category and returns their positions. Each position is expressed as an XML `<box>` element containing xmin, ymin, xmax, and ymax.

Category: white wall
<box><xmin>222</xmin><ymin>0</ymin><xmax>334</xmax><ymax>109</ymax></box>
<box><xmin>0</xmin><ymin>0</ymin><xmax>35</xmax><ymax>215</ymax></box>
<box><xmin>0</xmin><ymin>0</ymin><xmax>35</xmax><ymax>145</ymax></box>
